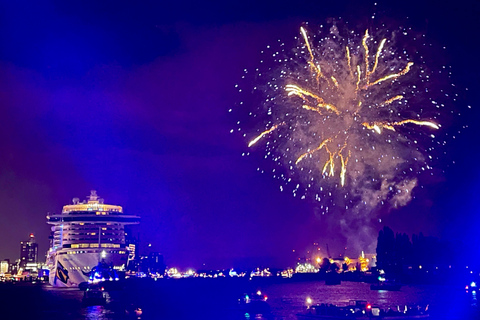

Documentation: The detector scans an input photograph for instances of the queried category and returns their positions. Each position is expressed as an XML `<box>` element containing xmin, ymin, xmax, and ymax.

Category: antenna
<box><xmin>326</xmin><ymin>243</ymin><xmax>332</xmax><ymax>258</ymax></box>
<box><xmin>89</xmin><ymin>190</ymin><xmax>98</xmax><ymax>201</ymax></box>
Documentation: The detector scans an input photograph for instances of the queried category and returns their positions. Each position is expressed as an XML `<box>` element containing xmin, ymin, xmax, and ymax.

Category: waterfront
<box><xmin>0</xmin><ymin>279</ymin><xmax>477</xmax><ymax>319</ymax></box>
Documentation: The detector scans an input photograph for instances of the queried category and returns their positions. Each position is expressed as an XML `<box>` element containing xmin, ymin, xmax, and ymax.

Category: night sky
<box><xmin>0</xmin><ymin>0</ymin><xmax>478</xmax><ymax>269</ymax></box>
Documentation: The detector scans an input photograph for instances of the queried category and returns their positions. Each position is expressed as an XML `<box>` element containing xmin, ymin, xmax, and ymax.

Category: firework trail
<box><xmin>242</xmin><ymin>23</ymin><xmax>442</xmax><ymax>214</ymax></box>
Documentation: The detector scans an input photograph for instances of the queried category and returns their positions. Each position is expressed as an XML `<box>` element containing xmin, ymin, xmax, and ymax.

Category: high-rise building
<box><xmin>140</xmin><ymin>252</ymin><xmax>165</xmax><ymax>275</ymax></box>
<box><xmin>20</xmin><ymin>233</ymin><xmax>38</xmax><ymax>267</ymax></box>
<box><xmin>0</xmin><ymin>260</ymin><xmax>9</xmax><ymax>274</ymax></box>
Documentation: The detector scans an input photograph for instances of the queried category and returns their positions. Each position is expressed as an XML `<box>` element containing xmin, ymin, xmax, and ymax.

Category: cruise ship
<box><xmin>46</xmin><ymin>191</ymin><xmax>140</xmax><ymax>287</ymax></box>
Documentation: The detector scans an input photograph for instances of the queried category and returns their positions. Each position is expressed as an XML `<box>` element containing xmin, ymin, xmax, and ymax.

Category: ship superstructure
<box><xmin>46</xmin><ymin>191</ymin><xmax>140</xmax><ymax>287</ymax></box>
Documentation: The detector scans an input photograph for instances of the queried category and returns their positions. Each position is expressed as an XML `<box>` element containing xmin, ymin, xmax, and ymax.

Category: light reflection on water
<box><xmin>471</xmin><ymin>290</ymin><xmax>477</xmax><ymax>307</ymax></box>
<box><xmin>84</xmin><ymin>306</ymin><xmax>105</xmax><ymax>320</ymax></box>
<box><xmin>263</xmin><ymin>281</ymin><xmax>477</xmax><ymax>320</ymax></box>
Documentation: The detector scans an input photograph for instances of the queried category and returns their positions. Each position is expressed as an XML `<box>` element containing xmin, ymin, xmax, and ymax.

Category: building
<box><xmin>20</xmin><ymin>233</ymin><xmax>38</xmax><ymax>268</ymax></box>
<box><xmin>145</xmin><ymin>252</ymin><xmax>165</xmax><ymax>274</ymax></box>
<box><xmin>0</xmin><ymin>260</ymin><xmax>9</xmax><ymax>274</ymax></box>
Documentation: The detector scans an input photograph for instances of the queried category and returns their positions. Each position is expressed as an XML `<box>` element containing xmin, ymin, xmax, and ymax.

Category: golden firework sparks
<box><xmin>362</xmin><ymin>30</ymin><xmax>370</xmax><ymax>78</ymax></box>
<box><xmin>369</xmin><ymin>38</ymin><xmax>387</xmax><ymax>77</ymax></box>
<box><xmin>322</xmin><ymin>145</ymin><xmax>336</xmax><ymax>176</ymax></box>
<box><xmin>300</xmin><ymin>27</ymin><xmax>315</xmax><ymax>63</ymax></box>
<box><xmin>301</xmin><ymin>26</ymin><xmax>326</xmax><ymax>82</ymax></box>
<box><xmin>363</xmin><ymin>120</ymin><xmax>439</xmax><ymax>133</ymax></box>
<box><xmin>382</xmin><ymin>95</ymin><xmax>404</xmax><ymax>106</ymax></box>
<box><xmin>395</xmin><ymin>119</ymin><xmax>439</xmax><ymax>129</ymax></box>
<box><xmin>296</xmin><ymin>138</ymin><xmax>331</xmax><ymax>165</ymax></box>
<box><xmin>356</xmin><ymin>65</ymin><xmax>362</xmax><ymax>92</ymax></box>
<box><xmin>247</xmin><ymin>25</ymin><xmax>440</xmax><ymax>189</ymax></box>
<box><xmin>339</xmin><ymin>151</ymin><xmax>351</xmax><ymax>187</ymax></box>
<box><xmin>367</xmin><ymin>62</ymin><xmax>414</xmax><ymax>88</ymax></box>
<box><xmin>346</xmin><ymin>46</ymin><xmax>353</xmax><ymax>78</ymax></box>
<box><xmin>286</xmin><ymin>84</ymin><xmax>324</xmax><ymax>101</ymax></box>
<box><xmin>302</xmin><ymin>105</ymin><xmax>322</xmax><ymax>114</ymax></box>
<box><xmin>248</xmin><ymin>123</ymin><xmax>285</xmax><ymax>147</ymax></box>
<box><xmin>331</xmin><ymin>76</ymin><xmax>339</xmax><ymax>88</ymax></box>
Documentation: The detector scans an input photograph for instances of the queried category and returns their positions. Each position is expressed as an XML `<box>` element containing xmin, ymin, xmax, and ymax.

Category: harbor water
<box><xmin>0</xmin><ymin>279</ymin><xmax>477</xmax><ymax>319</ymax></box>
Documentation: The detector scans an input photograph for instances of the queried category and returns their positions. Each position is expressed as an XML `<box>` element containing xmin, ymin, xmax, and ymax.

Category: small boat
<box><xmin>371</xmin><ymin>272</ymin><xmax>401</xmax><ymax>291</ymax></box>
<box><xmin>82</xmin><ymin>287</ymin><xmax>106</xmax><ymax>306</ymax></box>
<box><xmin>238</xmin><ymin>290</ymin><xmax>271</xmax><ymax>314</ymax></box>
<box><xmin>465</xmin><ymin>281</ymin><xmax>478</xmax><ymax>293</ymax></box>
<box><xmin>125</xmin><ymin>304</ymin><xmax>143</xmax><ymax>317</ymax></box>
<box><xmin>297</xmin><ymin>300</ymin><xmax>429</xmax><ymax>319</ymax></box>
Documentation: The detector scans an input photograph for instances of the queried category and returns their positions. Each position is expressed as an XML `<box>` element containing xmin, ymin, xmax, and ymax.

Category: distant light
<box><xmin>101</xmin><ymin>250</ymin><xmax>107</xmax><ymax>258</ymax></box>
<box><xmin>257</xmin><ymin>290</ymin><xmax>262</xmax><ymax>296</ymax></box>
<box><xmin>471</xmin><ymin>282</ymin><xmax>477</xmax><ymax>288</ymax></box>
<box><xmin>306</xmin><ymin>297</ymin><xmax>313</xmax><ymax>305</ymax></box>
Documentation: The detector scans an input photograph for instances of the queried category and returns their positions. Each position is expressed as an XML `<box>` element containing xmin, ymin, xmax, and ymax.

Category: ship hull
<box><xmin>48</xmin><ymin>251</ymin><xmax>128</xmax><ymax>287</ymax></box>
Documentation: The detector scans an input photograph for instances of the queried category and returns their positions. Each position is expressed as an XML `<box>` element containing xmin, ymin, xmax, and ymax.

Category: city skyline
<box><xmin>0</xmin><ymin>0</ymin><xmax>479</xmax><ymax>269</ymax></box>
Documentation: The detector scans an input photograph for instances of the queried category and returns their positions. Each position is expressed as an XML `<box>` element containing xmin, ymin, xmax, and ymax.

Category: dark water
<box><xmin>0</xmin><ymin>279</ymin><xmax>477</xmax><ymax>319</ymax></box>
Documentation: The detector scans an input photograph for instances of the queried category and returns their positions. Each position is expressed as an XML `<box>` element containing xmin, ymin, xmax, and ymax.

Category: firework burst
<box><xmin>239</xmin><ymin>23</ymin><xmax>446</xmax><ymax>212</ymax></box>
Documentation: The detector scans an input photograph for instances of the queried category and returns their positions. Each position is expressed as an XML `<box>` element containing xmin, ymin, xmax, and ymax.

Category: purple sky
<box><xmin>0</xmin><ymin>1</ymin><xmax>479</xmax><ymax>269</ymax></box>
